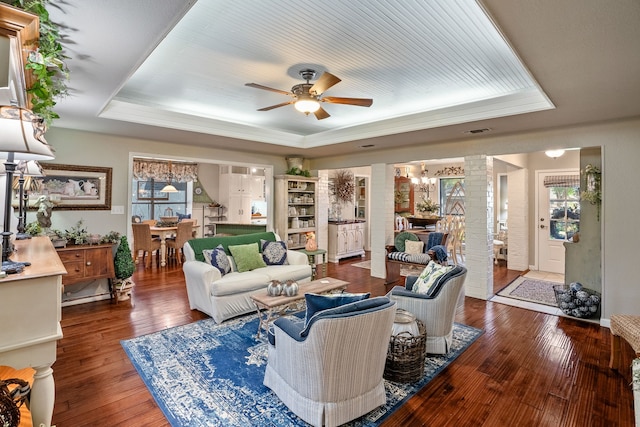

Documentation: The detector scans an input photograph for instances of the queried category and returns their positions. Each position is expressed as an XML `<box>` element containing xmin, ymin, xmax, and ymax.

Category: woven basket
<box><xmin>384</xmin><ymin>319</ymin><xmax>427</xmax><ymax>383</ymax></box>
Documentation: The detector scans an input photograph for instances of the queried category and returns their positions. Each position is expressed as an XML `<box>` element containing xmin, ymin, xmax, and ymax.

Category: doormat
<box><xmin>122</xmin><ymin>313</ymin><xmax>482</xmax><ymax>426</ymax></box>
<box><xmin>497</xmin><ymin>276</ymin><xmax>561</xmax><ymax>307</ymax></box>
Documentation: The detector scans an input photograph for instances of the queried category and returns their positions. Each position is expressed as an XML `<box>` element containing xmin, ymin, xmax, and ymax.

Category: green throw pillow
<box><xmin>228</xmin><ymin>243</ymin><xmax>267</xmax><ymax>272</ymax></box>
<box><xmin>412</xmin><ymin>261</ymin><xmax>452</xmax><ymax>295</ymax></box>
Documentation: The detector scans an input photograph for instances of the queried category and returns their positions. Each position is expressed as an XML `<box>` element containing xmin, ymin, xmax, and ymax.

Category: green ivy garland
<box><xmin>1</xmin><ymin>0</ymin><xmax>68</xmax><ymax>126</ymax></box>
<box><xmin>581</xmin><ymin>164</ymin><xmax>601</xmax><ymax>221</ymax></box>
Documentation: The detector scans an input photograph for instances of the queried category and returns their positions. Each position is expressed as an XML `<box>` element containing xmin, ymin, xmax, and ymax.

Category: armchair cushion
<box><xmin>261</xmin><ymin>239</ymin><xmax>288</xmax><ymax>265</ymax></box>
<box><xmin>304</xmin><ymin>292</ymin><xmax>370</xmax><ymax>324</ymax></box>
<box><xmin>412</xmin><ymin>261</ymin><xmax>453</xmax><ymax>295</ymax></box>
<box><xmin>202</xmin><ymin>244</ymin><xmax>231</xmax><ymax>276</ymax></box>
<box><xmin>228</xmin><ymin>243</ymin><xmax>267</xmax><ymax>272</ymax></box>
<box><xmin>276</xmin><ymin>296</ymin><xmax>393</xmax><ymax>342</ymax></box>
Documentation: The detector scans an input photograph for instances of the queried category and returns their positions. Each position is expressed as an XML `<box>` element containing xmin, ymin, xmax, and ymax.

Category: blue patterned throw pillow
<box><xmin>202</xmin><ymin>244</ymin><xmax>231</xmax><ymax>276</ymax></box>
<box><xmin>261</xmin><ymin>239</ymin><xmax>288</xmax><ymax>265</ymax></box>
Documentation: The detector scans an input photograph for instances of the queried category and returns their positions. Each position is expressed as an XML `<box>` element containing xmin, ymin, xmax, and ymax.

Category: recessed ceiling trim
<box><xmin>101</xmin><ymin>88</ymin><xmax>553</xmax><ymax>149</ymax></box>
<box><xmin>100</xmin><ymin>100</ymin><xmax>304</xmax><ymax>147</ymax></box>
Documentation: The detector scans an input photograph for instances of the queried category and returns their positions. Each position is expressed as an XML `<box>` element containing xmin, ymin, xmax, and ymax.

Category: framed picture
<box><xmin>136</xmin><ymin>181</ymin><xmax>170</xmax><ymax>200</ymax></box>
<box><xmin>40</xmin><ymin>164</ymin><xmax>112</xmax><ymax>210</ymax></box>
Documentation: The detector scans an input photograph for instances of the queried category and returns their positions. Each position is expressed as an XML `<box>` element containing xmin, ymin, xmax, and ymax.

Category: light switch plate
<box><xmin>111</xmin><ymin>205</ymin><xmax>124</xmax><ymax>214</ymax></box>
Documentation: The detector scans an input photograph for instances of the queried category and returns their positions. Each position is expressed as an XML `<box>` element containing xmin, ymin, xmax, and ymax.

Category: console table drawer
<box><xmin>56</xmin><ymin>244</ymin><xmax>115</xmax><ymax>286</ymax></box>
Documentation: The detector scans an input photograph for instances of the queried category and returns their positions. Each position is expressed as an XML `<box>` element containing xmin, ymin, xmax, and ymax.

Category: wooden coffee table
<box><xmin>251</xmin><ymin>277</ymin><xmax>349</xmax><ymax>338</ymax></box>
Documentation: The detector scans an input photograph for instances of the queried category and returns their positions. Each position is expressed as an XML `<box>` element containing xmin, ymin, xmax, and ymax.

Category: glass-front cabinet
<box><xmin>355</xmin><ymin>176</ymin><xmax>367</xmax><ymax>220</ymax></box>
<box><xmin>394</xmin><ymin>176</ymin><xmax>413</xmax><ymax>214</ymax></box>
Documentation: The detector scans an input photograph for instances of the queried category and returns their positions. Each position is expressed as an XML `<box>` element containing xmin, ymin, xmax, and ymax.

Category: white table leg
<box><xmin>160</xmin><ymin>232</ymin><xmax>167</xmax><ymax>267</ymax></box>
<box><xmin>30</xmin><ymin>363</ymin><xmax>55</xmax><ymax>427</ymax></box>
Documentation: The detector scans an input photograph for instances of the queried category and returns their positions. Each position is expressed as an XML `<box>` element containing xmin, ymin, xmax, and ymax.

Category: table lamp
<box><xmin>14</xmin><ymin>160</ymin><xmax>44</xmax><ymax>240</ymax></box>
<box><xmin>0</xmin><ymin>105</ymin><xmax>55</xmax><ymax>273</ymax></box>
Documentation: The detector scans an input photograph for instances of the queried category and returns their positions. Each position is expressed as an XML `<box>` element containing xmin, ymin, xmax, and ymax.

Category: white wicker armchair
<box><xmin>263</xmin><ymin>297</ymin><xmax>396</xmax><ymax>427</ymax></box>
<box><xmin>387</xmin><ymin>266</ymin><xmax>467</xmax><ymax>354</ymax></box>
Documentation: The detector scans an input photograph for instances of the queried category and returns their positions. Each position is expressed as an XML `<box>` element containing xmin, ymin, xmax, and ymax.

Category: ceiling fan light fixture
<box><xmin>545</xmin><ymin>149</ymin><xmax>565</xmax><ymax>159</ymax></box>
<box><xmin>294</xmin><ymin>98</ymin><xmax>320</xmax><ymax>114</ymax></box>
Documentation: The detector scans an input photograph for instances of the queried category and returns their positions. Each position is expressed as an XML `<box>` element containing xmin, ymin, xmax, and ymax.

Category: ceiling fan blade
<box><xmin>257</xmin><ymin>101</ymin><xmax>294</xmax><ymax>111</ymax></box>
<box><xmin>322</xmin><ymin>96</ymin><xmax>373</xmax><ymax>107</ymax></box>
<box><xmin>314</xmin><ymin>107</ymin><xmax>330</xmax><ymax>120</ymax></box>
<box><xmin>245</xmin><ymin>83</ymin><xmax>292</xmax><ymax>96</ymax></box>
<box><xmin>309</xmin><ymin>72</ymin><xmax>341</xmax><ymax>95</ymax></box>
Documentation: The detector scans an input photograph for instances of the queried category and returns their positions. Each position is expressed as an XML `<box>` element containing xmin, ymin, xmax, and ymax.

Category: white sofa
<box><xmin>182</xmin><ymin>232</ymin><xmax>312</xmax><ymax>323</ymax></box>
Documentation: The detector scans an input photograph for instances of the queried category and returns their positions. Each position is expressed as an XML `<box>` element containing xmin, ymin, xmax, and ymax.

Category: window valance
<box><xmin>543</xmin><ymin>175</ymin><xmax>580</xmax><ymax>188</ymax></box>
<box><xmin>133</xmin><ymin>159</ymin><xmax>198</xmax><ymax>182</ymax></box>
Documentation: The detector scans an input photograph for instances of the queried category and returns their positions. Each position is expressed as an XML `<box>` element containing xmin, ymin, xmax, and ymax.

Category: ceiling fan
<box><xmin>245</xmin><ymin>69</ymin><xmax>373</xmax><ymax>120</ymax></box>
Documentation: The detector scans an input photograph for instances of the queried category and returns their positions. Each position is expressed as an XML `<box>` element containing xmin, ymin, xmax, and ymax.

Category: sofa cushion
<box><xmin>256</xmin><ymin>264</ymin><xmax>312</xmax><ymax>283</ymax></box>
<box><xmin>387</xmin><ymin>251</ymin><xmax>410</xmax><ymax>262</ymax></box>
<box><xmin>394</xmin><ymin>231</ymin><xmax>419</xmax><ymax>252</ymax></box>
<box><xmin>229</xmin><ymin>243</ymin><xmax>267</xmax><ymax>272</ymax></box>
<box><xmin>261</xmin><ymin>239</ymin><xmax>288</xmax><ymax>265</ymax></box>
<box><xmin>405</xmin><ymin>253</ymin><xmax>432</xmax><ymax>264</ymax></box>
<box><xmin>188</xmin><ymin>232</ymin><xmax>278</xmax><ymax>262</ymax></box>
<box><xmin>412</xmin><ymin>261</ymin><xmax>453</xmax><ymax>295</ymax></box>
<box><xmin>202</xmin><ymin>244</ymin><xmax>232</xmax><ymax>275</ymax></box>
<box><xmin>405</xmin><ymin>240</ymin><xmax>424</xmax><ymax>255</ymax></box>
<box><xmin>209</xmin><ymin>271</ymin><xmax>270</xmax><ymax>297</ymax></box>
<box><xmin>304</xmin><ymin>292</ymin><xmax>370</xmax><ymax>325</ymax></box>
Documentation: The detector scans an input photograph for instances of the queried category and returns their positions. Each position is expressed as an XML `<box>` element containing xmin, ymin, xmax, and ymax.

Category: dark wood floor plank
<box><xmin>50</xmin><ymin>254</ymin><xmax>634</xmax><ymax>426</ymax></box>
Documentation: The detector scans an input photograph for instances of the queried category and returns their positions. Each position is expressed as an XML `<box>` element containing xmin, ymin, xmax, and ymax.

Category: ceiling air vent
<box><xmin>463</xmin><ymin>128</ymin><xmax>492</xmax><ymax>135</ymax></box>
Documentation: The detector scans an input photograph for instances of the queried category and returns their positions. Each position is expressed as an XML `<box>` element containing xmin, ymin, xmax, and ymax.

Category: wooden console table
<box><xmin>0</xmin><ymin>236</ymin><xmax>67</xmax><ymax>427</ymax></box>
<box><xmin>56</xmin><ymin>243</ymin><xmax>116</xmax><ymax>302</ymax></box>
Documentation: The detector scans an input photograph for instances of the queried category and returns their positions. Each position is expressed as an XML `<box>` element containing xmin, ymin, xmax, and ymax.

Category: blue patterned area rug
<box><xmin>121</xmin><ymin>314</ymin><xmax>482</xmax><ymax>426</ymax></box>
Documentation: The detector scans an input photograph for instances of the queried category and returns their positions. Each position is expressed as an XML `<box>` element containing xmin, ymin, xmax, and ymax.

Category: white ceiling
<box><xmin>47</xmin><ymin>0</ymin><xmax>640</xmax><ymax>158</ymax></box>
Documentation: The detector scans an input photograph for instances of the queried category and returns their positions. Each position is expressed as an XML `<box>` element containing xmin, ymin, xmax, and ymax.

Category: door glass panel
<box><xmin>548</xmin><ymin>186</ymin><xmax>580</xmax><ymax>241</ymax></box>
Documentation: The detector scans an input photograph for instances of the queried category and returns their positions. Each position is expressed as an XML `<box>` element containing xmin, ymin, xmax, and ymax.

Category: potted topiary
<box><xmin>113</xmin><ymin>235</ymin><xmax>136</xmax><ymax>302</ymax></box>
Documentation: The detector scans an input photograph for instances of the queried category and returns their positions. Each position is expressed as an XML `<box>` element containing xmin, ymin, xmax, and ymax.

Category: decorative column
<box><xmin>463</xmin><ymin>155</ymin><xmax>494</xmax><ymax>300</ymax></box>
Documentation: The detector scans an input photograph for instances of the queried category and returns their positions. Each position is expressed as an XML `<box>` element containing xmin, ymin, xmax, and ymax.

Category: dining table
<box><xmin>150</xmin><ymin>224</ymin><xmax>200</xmax><ymax>267</ymax></box>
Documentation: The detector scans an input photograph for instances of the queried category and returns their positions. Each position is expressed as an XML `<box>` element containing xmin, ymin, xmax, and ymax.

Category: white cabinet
<box><xmin>275</xmin><ymin>175</ymin><xmax>318</xmax><ymax>250</ymax></box>
<box><xmin>328</xmin><ymin>221</ymin><xmax>365</xmax><ymax>262</ymax></box>
<box><xmin>250</xmin><ymin>175</ymin><xmax>265</xmax><ymax>201</ymax></box>
<box><xmin>219</xmin><ymin>166</ymin><xmax>262</xmax><ymax>223</ymax></box>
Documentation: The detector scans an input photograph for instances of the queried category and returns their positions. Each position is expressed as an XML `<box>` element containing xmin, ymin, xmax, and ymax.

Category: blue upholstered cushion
<box><xmin>304</xmin><ymin>292</ymin><xmax>370</xmax><ymax>325</ymax></box>
<box><xmin>177</xmin><ymin>213</ymin><xmax>191</xmax><ymax>221</ymax></box>
<box><xmin>260</xmin><ymin>239</ymin><xmax>288</xmax><ymax>265</ymax></box>
<box><xmin>202</xmin><ymin>244</ymin><xmax>231</xmax><ymax>275</ymax></box>
<box><xmin>425</xmin><ymin>232</ymin><xmax>444</xmax><ymax>251</ymax></box>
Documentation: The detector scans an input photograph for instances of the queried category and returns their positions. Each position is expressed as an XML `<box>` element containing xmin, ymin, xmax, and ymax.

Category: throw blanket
<box><xmin>430</xmin><ymin>244</ymin><xmax>448</xmax><ymax>263</ymax></box>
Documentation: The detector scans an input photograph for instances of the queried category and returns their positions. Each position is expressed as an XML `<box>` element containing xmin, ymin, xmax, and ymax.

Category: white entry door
<box><xmin>537</xmin><ymin>171</ymin><xmax>580</xmax><ymax>273</ymax></box>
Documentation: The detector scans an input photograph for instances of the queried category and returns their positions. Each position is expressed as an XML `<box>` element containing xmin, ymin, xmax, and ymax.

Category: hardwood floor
<box><xmin>52</xmin><ymin>254</ymin><xmax>634</xmax><ymax>426</ymax></box>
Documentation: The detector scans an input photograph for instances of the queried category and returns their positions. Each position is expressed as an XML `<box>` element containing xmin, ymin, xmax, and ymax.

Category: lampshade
<box><xmin>160</xmin><ymin>183</ymin><xmax>178</xmax><ymax>193</ymax></box>
<box><xmin>0</xmin><ymin>106</ymin><xmax>54</xmax><ymax>161</ymax></box>
<box><xmin>294</xmin><ymin>97</ymin><xmax>320</xmax><ymax>114</ymax></box>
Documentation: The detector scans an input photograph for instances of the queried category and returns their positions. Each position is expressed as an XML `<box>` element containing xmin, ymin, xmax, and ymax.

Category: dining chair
<box><xmin>131</xmin><ymin>223</ymin><xmax>161</xmax><ymax>268</ymax></box>
<box><xmin>142</xmin><ymin>219</ymin><xmax>159</xmax><ymax>237</ymax></box>
<box><xmin>180</xmin><ymin>218</ymin><xmax>198</xmax><ymax>238</ymax></box>
<box><xmin>166</xmin><ymin>221</ymin><xmax>193</xmax><ymax>264</ymax></box>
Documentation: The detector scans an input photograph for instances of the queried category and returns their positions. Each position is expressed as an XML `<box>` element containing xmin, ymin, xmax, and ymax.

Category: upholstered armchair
<box><xmin>263</xmin><ymin>296</ymin><xmax>396</xmax><ymax>427</ymax></box>
<box><xmin>387</xmin><ymin>266</ymin><xmax>467</xmax><ymax>354</ymax></box>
